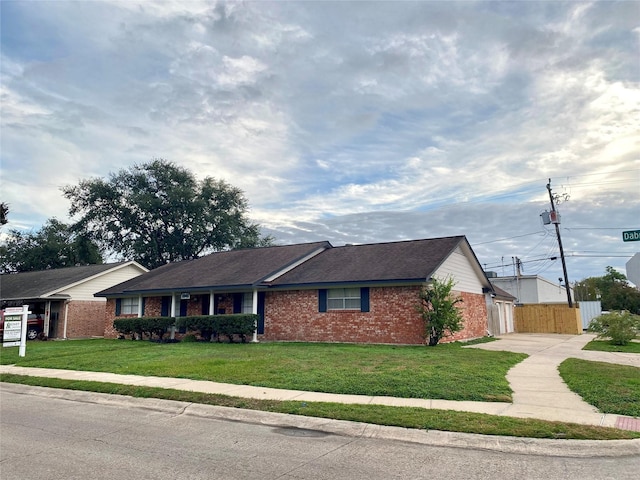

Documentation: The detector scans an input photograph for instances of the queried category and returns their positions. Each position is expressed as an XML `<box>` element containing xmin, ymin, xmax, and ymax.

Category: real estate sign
<box><xmin>2</xmin><ymin>308</ymin><xmax>24</xmax><ymax>347</ymax></box>
<box><xmin>2</xmin><ymin>306</ymin><xmax>30</xmax><ymax>356</ymax></box>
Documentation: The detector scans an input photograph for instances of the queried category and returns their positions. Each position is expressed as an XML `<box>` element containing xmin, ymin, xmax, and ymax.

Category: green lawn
<box><xmin>3</xmin><ymin>374</ymin><xmax>638</xmax><ymax>440</ymax></box>
<box><xmin>582</xmin><ymin>339</ymin><xmax>640</xmax><ymax>354</ymax></box>
<box><xmin>559</xmin><ymin>359</ymin><xmax>640</xmax><ymax>417</ymax></box>
<box><xmin>0</xmin><ymin>339</ymin><xmax>525</xmax><ymax>402</ymax></box>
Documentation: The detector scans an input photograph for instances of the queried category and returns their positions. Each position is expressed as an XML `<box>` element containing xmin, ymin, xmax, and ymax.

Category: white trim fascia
<box><xmin>40</xmin><ymin>261</ymin><xmax>149</xmax><ymax>298</ymax></box>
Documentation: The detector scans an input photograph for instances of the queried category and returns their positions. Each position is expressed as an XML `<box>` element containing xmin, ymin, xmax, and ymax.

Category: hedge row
<box><xmin>113</xmin><ymin>314</ymin><xmax>258</xmax><ymax>342</ymax></box>
<box><xmin>113</xmin><ymin>317</ymin><xmax>175</xmax><ymax>341</ymax></box>
<box><xmin>175</xmin><ymin>314</ymin><xmax>257</xmax><ymax>342</ymax></box>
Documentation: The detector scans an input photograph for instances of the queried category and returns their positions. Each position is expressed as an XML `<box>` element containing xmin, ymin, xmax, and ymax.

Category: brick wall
<box><xmin>63</xmin><ymin>300</ymin><xmax>107</xmax><ymax>338</ymax></box>
<box><xmin>103</xmin><ymin>295</ymin><xmax>209</xmax><ymax>338</ymax></box>
<box><xmin>445</xmin><ymin>291</ymin><xmax>488</xmax><ymax>342</ymax></box>
<box><xmin>263</xmin><ymin>286</ymin><xmax>488</xmax><ymax>345</ymax></box>
<box><xmin>186</xmin><ymin>296</ymin><xmax>206</xmax><ymax>316</ymax></box>
<box><xmin>103</xmin><ymin>287</ymin><xmax>489</xmax><ymax>344</ymax></box>
<box><xmin>104</xmin><ymin>296</ymin><xmax>168</xmax><ymax>337</ymax></box>
<box><xmin>144</xmin><ymin>296</ymin><xmax>163</xmax><ymax>317</ymax></box>
<box><xmin>104</xmin><ymin>298</ymin><xmax>135</xmax><ymax>338</ymax></box>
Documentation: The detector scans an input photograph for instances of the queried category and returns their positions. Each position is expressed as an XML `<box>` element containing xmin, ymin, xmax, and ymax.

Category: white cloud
<box><xmin>1</xmin><ymin>0</ymin><xmax>638</xmax><ymax>282</ymax></box>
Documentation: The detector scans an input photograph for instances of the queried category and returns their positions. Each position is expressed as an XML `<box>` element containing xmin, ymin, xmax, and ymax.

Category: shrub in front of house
<box><xmin>588</xmin><ymin>311</ymin><xmax>640</xmax><ymax>346</ymax></box>
<box><xmin>175</xmin><ymin>314</ymin><xmax>257</xmax><ymax>342</ymax></box>
<box><xmin>415</xmin><ymin>277</ymin><xmax>464</xmax><ymax>346</ymax></box>
<box><xmin>113</xmin><ymin>317</ymin><xmax>175</xmax><ymax>341</ymax></box>
<box><xmin>113</xmin><ymin>318</ymin><xmax>135</xmax><ymax>339</ymax></box>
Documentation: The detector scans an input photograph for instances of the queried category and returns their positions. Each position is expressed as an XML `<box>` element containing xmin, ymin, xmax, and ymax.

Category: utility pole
<box><xmin>546</xmin><ymin>179</ymin><xmax>573</xmax><ymax>307</ymax></box>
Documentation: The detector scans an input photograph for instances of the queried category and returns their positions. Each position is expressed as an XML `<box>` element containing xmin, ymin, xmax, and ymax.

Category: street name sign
<box><xmin>622</xmin><ymin>230</ymin><xmax>640</xmax><ymax>242</ymax></box>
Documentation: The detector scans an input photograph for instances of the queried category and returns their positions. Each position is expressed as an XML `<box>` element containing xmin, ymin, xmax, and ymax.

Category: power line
<box><xmin>565</xmin><ymin>254</ymin><xmax>634</xmax><ymax>258</ymax></box>
<box><xmin>564</xmin><ymin>227</ymin><xmax>638</xmax><ymax>230</ymax></box>
<box><xmin>471</xmin><ymin>231</ymin><xmax>543</xmax><ymax>246</ymax></box>
<box><xmin>483</xmin><ymin>255</ymin><xmax>559</xmax><ymax>270</ymax></box>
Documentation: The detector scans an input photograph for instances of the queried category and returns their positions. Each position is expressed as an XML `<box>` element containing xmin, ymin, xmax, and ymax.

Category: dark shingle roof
<box><xmin>96</xmin><ymin>241</ymin><xmax>332</xmax><ymax>296</ymax></box>
<box><xmin>0</xmin><ymin>263</ymin><xmax>130</xmax><ymax>300</ymax></box>
<box><xmin>268</xmin><ymin>236</ymin><xmax>465</xmax><ymax>287</ymax></box>
<box><xmin>489</xmin><ymin>282</ymin><xmax>517</xmax><ymax>301</ymax></box>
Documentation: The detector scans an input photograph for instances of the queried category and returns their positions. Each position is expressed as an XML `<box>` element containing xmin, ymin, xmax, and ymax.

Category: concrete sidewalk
<box><xmin>466</xmin><ymin>333</ymin><xmax>640</xmax><ymax>431</ymax></box>
<box><xmin>1</xmin><ymin>333</ymin><xmax>639</xmax><ymax>432</ymax></box>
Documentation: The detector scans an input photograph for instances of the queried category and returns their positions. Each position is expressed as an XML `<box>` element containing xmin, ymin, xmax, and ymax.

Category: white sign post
<box><xmin>19</xmin><ymin>305</ymin><xmax>29</xmax><ymax>357</ymax></box>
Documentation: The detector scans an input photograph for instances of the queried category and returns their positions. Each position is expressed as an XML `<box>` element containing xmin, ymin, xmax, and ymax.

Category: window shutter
<box><xmin>233</xmin><ymin>293</ymin><xmax>243</xmax><ymax>314</ymax></box>
<box><xmin>161</xmin><ymin>296</ymin><xmax>170</xmax><ymax>317</ymax></box>
<box><xmin>257</xmin><ymin>291</ymin><xmax>266</xmax><ymax>335</ymax></box>
<box><xmin>318</xmin><ymin>289</ymin><xmax>327</xmax><ymax>312</ymax></box>
<box><xmin>141</xmin><ymin>297</ymin><xmax>146</xmax><ymax>316</ymax></box>
<box><xmin>360</xmin><ymin>287</ymin><xmax>370</xmax><ymax>312</ymax></box>
<box><xmin>201</xmin><ymin>294</ymin><xmax>210</xmax><ymax>315</ymax></box>
<box><xmin>115</xmin><ymin>298</ymin><xmax>121</xmax><ymax>316</ymax></box>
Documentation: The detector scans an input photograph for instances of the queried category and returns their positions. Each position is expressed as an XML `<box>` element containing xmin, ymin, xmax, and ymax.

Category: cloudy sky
<box><xmin>1</xmin><ymin>0</ymin><xmax>638</xmax><ymax>285</ymax></box>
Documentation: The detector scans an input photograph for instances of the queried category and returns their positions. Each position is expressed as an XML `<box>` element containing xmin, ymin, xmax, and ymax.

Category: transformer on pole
<box><xmin>546</xmin><ymin>179</ymin><xmax>573</xmax><ymax>307</ymax></box>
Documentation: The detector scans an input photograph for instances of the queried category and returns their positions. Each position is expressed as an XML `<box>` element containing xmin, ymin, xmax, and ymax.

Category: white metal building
<box><xmin>489</xmin><ymin>275</ymin><xmax>573</xmax><ymax>304</ymax></box>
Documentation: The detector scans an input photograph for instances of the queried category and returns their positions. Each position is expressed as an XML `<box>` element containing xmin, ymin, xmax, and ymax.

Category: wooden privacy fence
<box><xmin>514</xmin><ymin>304</ymin><xmax>582</xmax><ymax>334</ymax></box>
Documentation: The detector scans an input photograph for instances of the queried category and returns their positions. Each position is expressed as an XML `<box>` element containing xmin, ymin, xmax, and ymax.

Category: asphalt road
<box><xmin>1</xmin><ymin>386</ymin><xmax>638</xmax><ymax>480</ymax></box>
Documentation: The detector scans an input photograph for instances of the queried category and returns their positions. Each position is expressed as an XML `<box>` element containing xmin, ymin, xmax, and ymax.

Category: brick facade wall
<box><xmin>104</xmin><ymin>298</ymin><xmax>135</xmax><ymax>338</ymax></box>
<box><xmin>62</xmin><ymin>300</ymin><xmax>107</xmax><ymax>338</ymax></box>
<box><xmin>103</xmin><ymin>287</ymin><xmax>488</xmax><ymax>344</ymax></box>
<box><xmin>263</xmin><ymin>286</ymin><xmax>488</xmax><ymax>345</ymax></box>
<box><xmin>104</xmin><ymin>295</ymin><xmax>211</xmax><ymax>338</ymax></box>
<box><xmin>144</xmin><ymin>297</ymin><xmax>163</xmax><ymax>317</ymax></box>
<box><xmin>445</xmin><ymin>291</ymin><xmax>489</xmax><ymax>342</ymax></box>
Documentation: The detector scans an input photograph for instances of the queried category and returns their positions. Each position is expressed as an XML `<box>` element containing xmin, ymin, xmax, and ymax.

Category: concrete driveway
<box><xmin>466</xmin><ymin>333</ymin><xmax>640</xmax><ymax>427</ymax></box>
<box><xmin>467</xmin><ymin>333</ymin><xmax>640</xmax><ymax>367</ymax></box>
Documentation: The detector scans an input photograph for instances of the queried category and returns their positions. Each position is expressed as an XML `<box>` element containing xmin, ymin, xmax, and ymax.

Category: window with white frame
<box><xmin>327</xmin><ymin>288</ymin><xmax>361</xmax><ymax>310</ymax></box>
<box><xmin>241</xmin><ymin>292</ymin><xmax>253</xmax><ymax>314</ymax></box>
<box><xmin>121</xmin><ymin>297</ymin><xmax>139</xmax><ymax>315</ymax></box>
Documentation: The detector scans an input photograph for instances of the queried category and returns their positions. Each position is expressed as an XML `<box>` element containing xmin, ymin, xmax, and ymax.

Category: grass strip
<box><xmin>559</xmin><ymin>359</ymin><xmax>640</xmax><ymax>417</ymax></box>
<box><xmin>582</xmin><ymin>340</ymin><xmax>640</xmax><ymax>354</ymax></box>
<box><xmin>0</xmin><ymin>339</ymin><xmax>525</xmax><ymax>402</ymax></box>
<box><xmin>2</xmin><ymin>374</ymin><xmax>638</xmax><ymax>441</ymax></box>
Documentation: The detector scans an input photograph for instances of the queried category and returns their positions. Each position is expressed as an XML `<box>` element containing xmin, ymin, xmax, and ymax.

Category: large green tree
<box><xmin>574</xmin><ymin>266</ymin><xmax>640</xmax><ymax>314</ymax></box>
<box><xmin>63</xmin><ymin>159</ymin><xmax>272</xmax><ymax>269</ymax></box>
<box><xmin>0</xmin><ymin>218</ymin><xmax>103</xmax><ymax>273</ymax></box>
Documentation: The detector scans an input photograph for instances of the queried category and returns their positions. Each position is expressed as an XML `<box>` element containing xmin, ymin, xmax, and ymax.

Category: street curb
<box><xmin>3</xmin><ymin>382</ymin><xmax>639</xmax><ymax>458</ymax></box>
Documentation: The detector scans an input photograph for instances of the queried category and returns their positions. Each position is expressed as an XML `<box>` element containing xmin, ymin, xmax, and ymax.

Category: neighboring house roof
<box><xmin>0</xmin><ymin>262</ymin><xmax>148</xmax><ymax>301</ymax></box>
<box><xmin>269</xmin><ymin>236</ymin><xmax>472</xmax><ymax>287</ymax></box>
<box><xmin>96</xmin><ymin>241</ymin><xmax>332</xmax><ymax>296</ymax></box>
<box><xmin>97</xmin><ymin>236</ymin><xmax>492</xmax><ymax>296</ymax></box>
<box><xmin>489</xmin><ymin>282</ymin><xmax>517</xmax><ymax>301</ymax></box>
